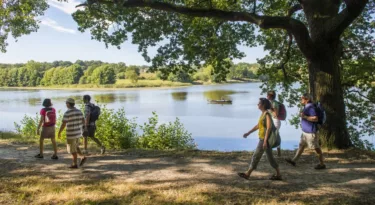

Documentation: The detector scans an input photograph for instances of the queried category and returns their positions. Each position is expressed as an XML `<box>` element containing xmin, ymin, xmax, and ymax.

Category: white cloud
<box><xmin>41</xmin><ymin>18</ymin><xmax>76</xmax><ymax>34</ymax></box>
<box><xmin>48</xmin><ymin>0</ymin><xmax>84</xmax><ymax>15</ymax></box>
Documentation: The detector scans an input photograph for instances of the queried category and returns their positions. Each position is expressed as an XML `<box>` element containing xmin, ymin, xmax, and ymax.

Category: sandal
<box><xmin>34</xmin><ymin>154</ymin><xmax>44</xmax><ymax>159</ymax></box>
<box><xmin>314</xmin><ymin>164</ymin><xmax>326</xmax><ymax>170</ymax></box>
<box><xmin>237</xmin><ymin>172</ymin><xmax>250</xmax><ymax>180</ymax></box>
<box><xmin>269</xmin><ymin>174</ymin><xmax>282</xmax><ymax>180</ymax></box>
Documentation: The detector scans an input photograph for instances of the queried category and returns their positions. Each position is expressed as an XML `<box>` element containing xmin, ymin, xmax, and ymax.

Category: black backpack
<box><xmin>313</xmin><ymin>102</ymin><xmax>326</xmax><ymax>125</ymax></box>
<box><xmin>88</xmin><ymin>104</ymin><xmax>101</xmax><ymax>123</ymax></box>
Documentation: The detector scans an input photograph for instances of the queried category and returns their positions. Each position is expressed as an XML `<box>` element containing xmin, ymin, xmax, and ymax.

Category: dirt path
<box><xmin>1</xmin><ymin>141</ymin><xmax>375</xmax><ymax>205</ymax></box>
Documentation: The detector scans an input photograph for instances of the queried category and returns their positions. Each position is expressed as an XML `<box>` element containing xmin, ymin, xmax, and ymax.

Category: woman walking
<box><xmin>35</xmin><ymin>98</ymin><xmax>58</xmax><ymax>159</ymax></box>
<box><xmin>238</xmin><ymin>98</ymin><xmax>282</xmax><ymax>180</ymax></box>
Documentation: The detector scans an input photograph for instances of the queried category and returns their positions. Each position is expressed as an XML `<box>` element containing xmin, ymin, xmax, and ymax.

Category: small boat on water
<box><xmin>208</xmin><ymin>99</ymin><xmax>232</xmax><ymax>104</ymax></box>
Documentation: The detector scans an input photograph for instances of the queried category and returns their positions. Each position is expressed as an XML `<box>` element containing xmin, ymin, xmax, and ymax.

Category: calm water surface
<box><xmin>0</xmin><ymin>83</ymin><xmax>304</xmax><ymax>151</ymax></box>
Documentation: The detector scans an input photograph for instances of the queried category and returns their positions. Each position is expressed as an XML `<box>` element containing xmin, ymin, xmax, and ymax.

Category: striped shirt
<box><xmin>63</xmin><ymin>107</ymin><xmax>84</xmax><ymax>139</ymax></box>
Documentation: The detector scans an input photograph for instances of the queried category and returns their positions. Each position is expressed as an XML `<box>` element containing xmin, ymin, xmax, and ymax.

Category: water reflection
<box><xmin>93</xmin><ymin>94</ymin><xmax>116</xmax><ymax>104</ymax></box>
<box><xmin>171</xmin><ymin>92</ymin><xmax>188</xmax><ymax>101</ymax></box>
<box><xmin>203</xmin><ymin>90</ymin><xmax>247</xmax><ymax>101</ymax></box>
<box><xmin>28</xmin><ymin>98</ymin><xmax>41</xmax><ymax>106</ymax></box>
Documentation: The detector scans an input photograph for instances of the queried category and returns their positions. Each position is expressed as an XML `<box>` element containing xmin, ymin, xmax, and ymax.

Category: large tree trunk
<box><xmin>307</xmin><ymin>40</ymin><xmax>351</xmax><ymax>149</ymax></box>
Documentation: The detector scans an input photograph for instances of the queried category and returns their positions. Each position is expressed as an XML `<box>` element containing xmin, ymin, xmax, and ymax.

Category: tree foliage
<box><xmin>0</xmin><ymin>0</ymin><xmax>48</xmax><ymax>52</ymax></box>
<box><xmin>71</xmin><ymin>0</ymin><xmax>375</xmax><ymax>149</ymax></box>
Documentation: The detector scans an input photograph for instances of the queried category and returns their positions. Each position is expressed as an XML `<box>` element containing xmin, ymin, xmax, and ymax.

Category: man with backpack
<box><xmin>83</xmin><ymin>95</ymin><xmax>105</xmax><ymax>154</ymax></box>
<box><xmin>285</xmin><ymin>93</ymin><xmax>326</xmax><ymax>169</ymax></box>
<box><xmin>267</xmin><ymin>91</ymin><xmax>286</xmax><ymax>156</ymax></box>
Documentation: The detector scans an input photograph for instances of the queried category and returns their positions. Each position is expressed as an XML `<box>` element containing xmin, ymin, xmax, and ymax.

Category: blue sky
<box><xmin>0</xmin><ymin>0</ymin><xmax>267</xmax><ymax>65</ymax></box>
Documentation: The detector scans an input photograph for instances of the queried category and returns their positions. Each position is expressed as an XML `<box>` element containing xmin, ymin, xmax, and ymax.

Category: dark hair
<box><xmin>42</xmin><ymin>99</ymin><xmax>52</xmax><ymax>107</ymax></box>
<box><xmin>67</xmin><ymin>102</ymin><xmax>75</xmax><ymax>107</ymax></box>
<box><xmin>259</xmin><ymin>98</ymin><xmax>272</xmax><ymax>110</ymax></box>
<box><xmin>267</xmin><ymin>90</ymin><xmax>276</xmax><ymax>100</ymax></box>
<box><xmin>302</xmin><ymin>93</ymin><xmax>313</xmax><ymax>102</ymax></box>
<box><xmin>83</xmin><ymin>95</ymin><xmax>91</xmax><ymax>102</ymax></box>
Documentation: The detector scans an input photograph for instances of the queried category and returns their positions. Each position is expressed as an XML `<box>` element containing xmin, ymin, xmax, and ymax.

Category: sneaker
<box><xmin>285</xmin><ymin>158</ymin><xmax>296</xmax><ymax>166</ymax></box>
<box><xmin>69</xmin><ymin>165</ymin><xmax>78</xmax><ymax>169</ymax></box>
<box><xmin>79</xmin><ymin>157</ymin><xmax>87</xmax><ymax>167</ymax></box>
<box><xmin>34</xmin><ymin>154</ymin><xmax>44</xmax><ymax>159</ymax></box>
<box><xmin>314</xmin><ymin>164</ymin><xmax>326</xmax><ymax>170</ymax></box>
<box><xmin>100</xmin><ymin>146</ymin><xmax>106</xmax><ymax>155</ymax></box>
<box><xmin>51</xmin><ymin>155</ymin><xmax>58</xmax><ymax>160</ymax></box>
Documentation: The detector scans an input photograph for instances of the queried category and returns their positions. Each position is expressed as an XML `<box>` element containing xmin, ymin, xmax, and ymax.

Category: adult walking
<box><xmin>285</xmin><ymin>93</ymin><xmax>326</xmax><ymax>169</ymax></box>
<box><xmin>267</xmin><ymin>90</ymin><xmax>282</xmax><ymax>156</ymax></box>
<box><xmin>58</xmin><ymin>98</ymin><xmax>87</xmax><ymax>168</ymax></box>
<box><xmin>82</xmin><ymin>95</ymin><xmax>105</xmax><ymax>154</ymax></box>
<box><xmin>35</xmin><ymin>99</ymin><xmax>58</xmax><ymax>159</ymax></box>
<box><xmin>238</xmin><ymin>98</ymin><xmax>282</xmax><ymax>180</ymax></box>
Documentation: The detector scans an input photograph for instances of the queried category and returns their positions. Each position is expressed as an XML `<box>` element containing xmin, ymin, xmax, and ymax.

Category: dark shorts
<box><xmin>41</xmin><ymin>126</ymin><xmax>55</xmax><ymax>139</ymax></box>
<box><xmin>83</xmin><ymin>125</ymin><xmax>96</xmax><ymax>138</ymax></box>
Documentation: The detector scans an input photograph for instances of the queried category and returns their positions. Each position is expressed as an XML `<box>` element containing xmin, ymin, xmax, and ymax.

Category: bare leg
<box><xmin>315</xmin><ymin>148</ymin><xmax>325</xmax><ymax>165</ymax></box>
<box><xmin>51</xmin><ymin>138</ymin><xmax>57</xmax><ymax>156</ymax></box>
<box><xmin>72</xmin><ymin>153</ymin><xmax>78</xmax><ymax>166</ymax></box>
<box><xmin>84</xmin><ymin>137</ymin><xmax>88</xmax><ymax>152</ymax></box>
<box><xmin>292</xmin><ymin>143</ymin><xmax>306</xmax><ymax>162</ymax></box>
<box><xmin>39</xmin><ymin>137</ymin><xmax>44</xmax><ymax>156</ymax></box>
<box><xmin>277</xmin><ymin>146</ymin><xmax>281</xmax><ymax>157</ymax></box>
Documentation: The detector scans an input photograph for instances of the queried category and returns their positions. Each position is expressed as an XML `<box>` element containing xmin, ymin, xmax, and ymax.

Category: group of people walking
<box><xmin>238</xmin><ymin>91</ymin><xmax>326</xmax><ymax>181</ymax></box>
<box><xmin>35</xmin><ymin>95</ymin><xmax>105</xmax><ymax>168</ymax></box>
<box><xmin>35</xmin><ymin>91</ymin><xmax>326</xmax><ymax>176</ymax></box>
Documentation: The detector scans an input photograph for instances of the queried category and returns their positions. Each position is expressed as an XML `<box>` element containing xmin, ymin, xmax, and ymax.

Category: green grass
<box><xmin>0</xmin><ymin>131</ymin><xmax>36</xmax><ymax>144</ymax></box>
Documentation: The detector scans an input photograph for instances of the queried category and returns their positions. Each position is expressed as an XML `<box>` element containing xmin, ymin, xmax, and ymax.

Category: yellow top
<box><xmin>258</xmin><ymin>112</ymin><xmax>268</xmax><ymax>139</ymax></box>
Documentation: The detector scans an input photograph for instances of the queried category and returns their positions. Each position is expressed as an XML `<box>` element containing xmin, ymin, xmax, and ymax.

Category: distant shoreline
<box><xmin>0</xmin><ymin>79</ymin><xmax>260</xmax><ymax>91</ymax></box>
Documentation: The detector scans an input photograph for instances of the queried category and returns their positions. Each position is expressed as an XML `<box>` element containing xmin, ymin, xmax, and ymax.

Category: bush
<box><xmin>13</xmin><ymin>106</ymin><xmax>195</xmax><ymax>151</ymax></box>
<box><xmin>138</xmin><ymin>112</ymin><xmax>195</xmax><ymax>150</ymax></box>
<box><xmin>14</xmin><ymin>113</ymin><xmax>40</xmax><ymax>139</ymax></box>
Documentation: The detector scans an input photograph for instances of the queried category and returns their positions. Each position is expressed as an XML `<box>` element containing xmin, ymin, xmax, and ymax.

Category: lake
<box><xmin>0</xmin><ymin>83</ymin><xmax>305</xmax><ymax>151</ymax></box>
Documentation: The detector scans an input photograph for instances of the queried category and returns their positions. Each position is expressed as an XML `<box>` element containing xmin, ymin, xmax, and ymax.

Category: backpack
<box><xmin>44</xmin><ymin>108</ymin><xmax>56</xmax><ymax>126</ymax></box>
<box><xmin>264</xmin><ymin>112</ymin><xmax>281</xmax><ymax>148</ymax></box>
<box><xmin>88</xmin><ymin>104</ymin><xmax>101</xmax><ymax>123</ymax></box>
<box><xmin>275</xmin><ymin>101</ymin><xmax>287</xmax><ymax>121</ymax></box>
<box><xmin>314</xmin><ymin>102</ymin><xmax>326</xmax><ymax>125</ymax></box>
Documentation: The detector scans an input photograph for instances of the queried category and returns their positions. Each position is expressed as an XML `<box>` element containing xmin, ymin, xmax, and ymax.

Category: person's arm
<box><xmin>263</xmin><ymin>114</ymin><xmax>272</xmax><ymax>149</ymax></box>
<box><xmin>37</xmin><ymin>117</ymin><xmax>43</xmax><ymax>135</ymax></box>
<box><xmin>58</xmin><ymin>122</ymin><xmax>66</xmax><ymax>139</ymax></box>
<box><xmin>301</xmin><ymin>106</ymin><xmax>318</xmax><ymax>122</ymax></box>
<box><xmin>273</xmin><ymin>103</ymin><xmax>279</xmax><ymax>118</ymax></box>
<box><xmin>243</xmin><ymin>124</ymin><xmax>259</xmax><ymax>138</ymax></box>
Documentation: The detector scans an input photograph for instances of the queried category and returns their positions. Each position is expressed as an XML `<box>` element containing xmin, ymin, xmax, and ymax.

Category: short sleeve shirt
<box><xmin>301</xmin><ymin>103</ymin><xmax>317</xmax><ymax>133</ymax></box>
<box><xmin>40</xmin><ymin>107</ymin><xmax>56</xmax><ymax>127</ymax></box>
<box><xmin>63</xmin><ymin>108</ymin><xmax>84</xmax><ymax>139</ymax></box>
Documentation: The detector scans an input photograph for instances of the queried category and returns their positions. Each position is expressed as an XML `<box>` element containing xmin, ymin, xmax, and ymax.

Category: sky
<box><xmin>0</xmin><ymin>0</ymin><xmax>267</xmax><ymax>65</ymax></box>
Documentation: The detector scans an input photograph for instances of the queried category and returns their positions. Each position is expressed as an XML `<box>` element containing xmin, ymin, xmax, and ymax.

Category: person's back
<box><xmin>64</xmin><ymin>107</ymin><xmax>84</xmax><ymax>139</ymax></box>
<box><xmin>267</xmin><ymin>90</ymin><xmax>282</xmax><ymax>156</ymax></box>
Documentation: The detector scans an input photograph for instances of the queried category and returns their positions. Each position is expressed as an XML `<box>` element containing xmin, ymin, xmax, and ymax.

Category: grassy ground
<box><xmin>1</xmin><ymin>134</ymin><xmax>375</xmax><ymax>205</ymax></box>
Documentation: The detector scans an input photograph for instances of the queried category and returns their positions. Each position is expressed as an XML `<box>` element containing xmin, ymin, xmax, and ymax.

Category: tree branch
<box><xmin>77</xmin><ymin>0</ymin><xmax>315</xmax><ymax>59</ymax></box>
<box><xmin>327</xmin><ymin>0</ymin><xmax>368</xmax><ymax>38</ymax></box>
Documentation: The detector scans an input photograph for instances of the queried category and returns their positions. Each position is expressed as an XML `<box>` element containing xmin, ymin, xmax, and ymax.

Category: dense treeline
<box><xmin>0</xmin><ymin>60</ymin><xmax>259</xmax><ymax>87</ymax></box>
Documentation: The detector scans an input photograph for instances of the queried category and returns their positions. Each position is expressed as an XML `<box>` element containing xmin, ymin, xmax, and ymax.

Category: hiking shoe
<box><xmin>34</xmin><ymin>154</ymin><xmax>44</xmax><ymax>159</ymax></box>
<box><xmin>285</xmin><ymin>158</ymin><xmax>296</xmax><ymax>166</ymax></box>
<box><xmin>69</xmin><ymin>165</ymin><xmax>78</xmax><ymax>169</ymax></box>
<box><xmin>314</xmin><ymin>164</ymin><xmax>326</xmax><ymax>170</ymax></box>
<box><xmin>79</xmin><ymin>157</ymin><xmax>87</xmax><ymax>167</ymax></box>
<box><xmin>100</xmin><ymin>146</ymin><xmax>106</xmax><ymax>155</ymax></box>
<box><xmin>51</xmin><ymin>155</ymin><xmax>58</xmax><ymax>160</ymax></box>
